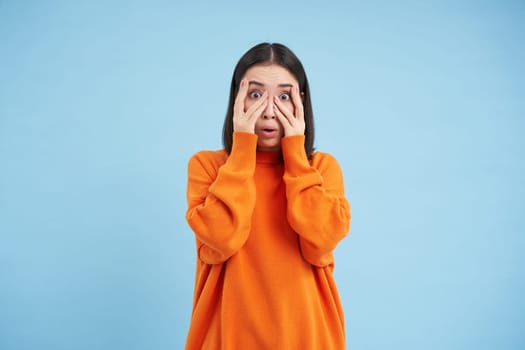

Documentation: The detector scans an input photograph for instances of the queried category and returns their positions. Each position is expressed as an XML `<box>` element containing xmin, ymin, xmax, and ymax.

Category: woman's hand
<box><xmin>274</xmin><ymin>85</ymin><xmax>305</xmax><ymax>136</ymax></box>
<box><xmin>233</xmin><ymin>79</ymin><xmax>268</xmax><ymax>133</ymax></box>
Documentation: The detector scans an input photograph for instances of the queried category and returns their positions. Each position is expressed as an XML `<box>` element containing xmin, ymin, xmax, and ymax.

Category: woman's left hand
<box><xmin>274</xmin><ymin>85</ymin><xmax>305</xmax><ymax>137</ymax></box>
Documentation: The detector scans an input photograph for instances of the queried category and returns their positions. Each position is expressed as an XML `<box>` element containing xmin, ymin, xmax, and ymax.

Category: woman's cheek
<box><xmin>287</xmin><ymin>101</ymin><xmax>295</xmax><ymax>114</ymax></box>
<box><xmin>243</xmin><ymin>98</ymin><xmax>252</xmax><ymax>112</ymax></box>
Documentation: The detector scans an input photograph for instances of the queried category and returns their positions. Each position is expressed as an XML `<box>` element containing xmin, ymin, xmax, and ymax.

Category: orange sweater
<box><xmin>185</xmin><ymin>132</ymin><xmax>351</xmax><ymax>349</ymax></box>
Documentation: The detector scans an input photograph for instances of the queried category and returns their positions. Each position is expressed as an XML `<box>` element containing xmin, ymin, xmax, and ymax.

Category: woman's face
<box><xmin>242</xmin><ymin>64</ymin><xmax>299</xmax><ymax>151</ymax></box>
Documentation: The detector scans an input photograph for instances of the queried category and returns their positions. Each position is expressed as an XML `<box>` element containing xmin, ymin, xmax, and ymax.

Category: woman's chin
<box><xmin>256</xmin><ymin>141</ymin><xmax>281</xmax><ymax>152</ymax></box>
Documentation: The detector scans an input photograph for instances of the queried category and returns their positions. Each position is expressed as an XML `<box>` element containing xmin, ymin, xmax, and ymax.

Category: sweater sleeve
<box><xmin>186</xmin><ymin>132</ymin><xmax>258</xmax><ymax>264</ymax></box>
<box><xmin>281</xmin><ymin>135</ymin><xmax>351</xmax><ymax>267</ymax></box>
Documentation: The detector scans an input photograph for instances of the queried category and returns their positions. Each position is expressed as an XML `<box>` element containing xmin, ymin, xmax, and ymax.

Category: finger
<box><xmin>246</xmin><ymin>91</ymin><xmax>268</xmax><ymax>117</ymax></box>
<box><xmin>234</xmin><ymin>79</ymin><xmax>248</xmax><ymax>115</ymax></box>
<box><xmin>249</xmin><ymin>97</ymin><xmax>268</xmax><ymax>122</ymax></box>
<box><xmin>274</xmin><ymin>100</ymin><xmax>292</xmax><ymax>127</ymax></box>
<box><xmin>291</xmin><ymin>86</ymin><xmax>304</xmax><ymax>120</ymax></box>
<box><xmin>274</xmin><ymin>96</ymin><xmax>294</xmax><ymax>124</ymax></box>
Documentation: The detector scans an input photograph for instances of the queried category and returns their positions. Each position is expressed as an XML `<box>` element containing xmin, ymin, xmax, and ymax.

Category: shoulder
<box><xmin>310</xmin><ymin>150</ymin><xmax>342</xmax><ymax>169</ymax></box>
<box><xmin>188</xmin><ymin>149</ymin><xmax>229</xmax><ymax>171</ymax></box>
<box><xmin>310</xmin><ymin>150</ymin><xmax>347</xmax><ymax>184</ymax></box>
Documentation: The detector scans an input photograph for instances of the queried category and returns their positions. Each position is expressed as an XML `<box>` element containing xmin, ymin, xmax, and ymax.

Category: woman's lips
<box><xmin>260</xmin><ymin>128</ymin><xmax>278</xmax><ymax>137</ymax></box>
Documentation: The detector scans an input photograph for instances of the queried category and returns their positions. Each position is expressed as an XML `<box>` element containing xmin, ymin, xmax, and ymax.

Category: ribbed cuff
<box><xmin>281</xmin><ymin>135</ymin><xmax>310</xmax><ymax>176</ymax></box>
<box><xmin>227</xmin><ymin>132</ymin><xmax>258</xmax><ymax>171</ymax></box>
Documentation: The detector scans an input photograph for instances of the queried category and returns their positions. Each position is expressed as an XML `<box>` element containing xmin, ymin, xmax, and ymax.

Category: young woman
<box><xmin>185</xmin><ymin>43</ymin><xmax>351</xmax><ymax>349</ymax></box>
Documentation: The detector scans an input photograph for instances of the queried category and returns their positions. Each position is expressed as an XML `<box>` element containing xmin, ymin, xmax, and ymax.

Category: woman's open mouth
<box><xmin>260</xmin><ymin>128</ymin><xmax>278</xmax><ymax>137</ymax></box>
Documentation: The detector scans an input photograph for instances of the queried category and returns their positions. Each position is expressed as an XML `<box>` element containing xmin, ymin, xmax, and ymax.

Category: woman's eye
<box><xmin>249</xmin><ymin>91</ymin><xmax>262</xmax><ymax>99</ymax></box>
<box><xmin>279</xmin><ymin>93</ymin><xmax>291</xmax><ymax>101</ymax></box>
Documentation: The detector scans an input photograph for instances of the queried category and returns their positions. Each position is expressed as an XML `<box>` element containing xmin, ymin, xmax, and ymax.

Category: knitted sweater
<box><xmin>185</xmin><ymin>132</ymin><xmax>351</xmax><ymax>349</ymax></box>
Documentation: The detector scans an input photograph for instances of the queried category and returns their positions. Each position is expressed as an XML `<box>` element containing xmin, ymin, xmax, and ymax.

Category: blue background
<box><xmin>1</xmin><ymin>0</ymin><xmax>523</xmax><ymax>349</ymax></box>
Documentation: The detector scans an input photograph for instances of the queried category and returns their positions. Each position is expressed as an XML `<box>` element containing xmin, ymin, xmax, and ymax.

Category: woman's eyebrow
<box><xmin>248</xmin><ymin>80</ymin><xmax>264</xmax><ymax>87</ymax></box>
<box><xmin>248</xmin><ymin>80</ymin><xmax>294</xmax><ymax>88</ymax></box>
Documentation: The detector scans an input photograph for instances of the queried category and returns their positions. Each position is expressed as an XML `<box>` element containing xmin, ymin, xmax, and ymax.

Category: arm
<box><xmin>186</xmin><ymin>132</ymin><xmax>258</xmax><ymax>264</ymax></box>
<box><xmin>282</xmin><ymin>135</ymin><xmax>351</xmax><ymax>267</ymax></box>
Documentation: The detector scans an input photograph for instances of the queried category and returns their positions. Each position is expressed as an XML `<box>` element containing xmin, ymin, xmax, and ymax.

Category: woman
<box><xmin>185</xmin><ymin>42</ymin><xmax>351</xmax><ymax>349</ymax></box>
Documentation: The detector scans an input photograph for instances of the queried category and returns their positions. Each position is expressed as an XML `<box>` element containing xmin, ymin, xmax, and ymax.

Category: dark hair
<box><xmin>222</xmin><ymin>43</ymin><xmax>315</xmax><ymax>159</ymax></box>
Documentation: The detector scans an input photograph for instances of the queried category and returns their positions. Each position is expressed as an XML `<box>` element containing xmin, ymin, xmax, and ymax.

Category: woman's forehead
<box><xmin>243</xmin><ymin>64</ymin><xmax>298</xmax><ymax>87</ymax></box>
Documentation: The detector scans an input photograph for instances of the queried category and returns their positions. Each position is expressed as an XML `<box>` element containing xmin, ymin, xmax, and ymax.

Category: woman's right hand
<box><xmin>233</xmin><ymin>79</ymin><xmax>268</xmax><ymax>133</ymax></box>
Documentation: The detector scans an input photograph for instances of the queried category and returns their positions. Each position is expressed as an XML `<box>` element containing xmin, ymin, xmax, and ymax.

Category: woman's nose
<box><xmin>263</xmin><ymin>98</ymin><xmax>275</xmax><ymax>119</ymax></box>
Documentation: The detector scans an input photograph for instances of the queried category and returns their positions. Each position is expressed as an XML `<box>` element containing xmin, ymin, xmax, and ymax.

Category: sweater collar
<box><xmin>256</xmin><ymin>150</ymin><xmax>283</xmax><ymax>165</ymax></box>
